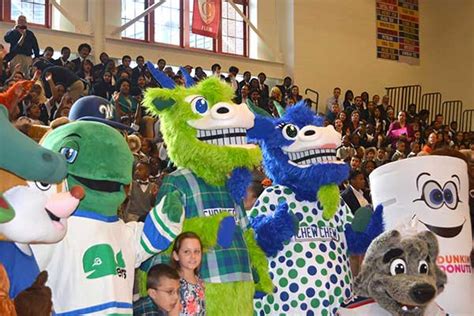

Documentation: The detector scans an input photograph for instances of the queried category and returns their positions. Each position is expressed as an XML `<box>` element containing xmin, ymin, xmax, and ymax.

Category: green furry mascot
<box><xmin>139</xmin><ymin>64</ymin><xmax>272</xmax><ymax>315</ymax></box>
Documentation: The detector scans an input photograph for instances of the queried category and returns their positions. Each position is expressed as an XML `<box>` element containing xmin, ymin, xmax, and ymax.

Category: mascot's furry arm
<box><xmin>250</xmin><ymin>201</ymin><xmax>299</xmax><ymax>257</ymax></box>
<box><xmin>0</xmin><ymin>80</ymin><xmax>34</xmax><ymax>120</ymax></box>
<box><xmin>344</xmin><ymin>205</ymin><xmax>384</xmax><ymax>255</ymax></box>
<box><xmin>226</xmin><ymin>167</ymin><xmax>252</xmax><ymax>203</ymax></box>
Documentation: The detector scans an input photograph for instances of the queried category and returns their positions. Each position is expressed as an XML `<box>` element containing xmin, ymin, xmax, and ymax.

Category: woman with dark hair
<box><xmin>92</xmin><ymin>71</ymin><xmax>115</xmax><ymax>100</ymax></box>
<box><xmin>361</xmin><ymin>91</ymin><xmax>369</xmax><ymax>107</ymax></box>
<box><xmin>289</xmin><ymin>85</ymin><xmax>302</xmax><ymax>103</ymax></box>
<box><xmin>343</xmin><ymin>89</ymin><xmax>354</xmax><ymax>111</ymax></box>
<box><xmin>337</xmin><ymin>111</ymin><xmax>350</xmax><ymax>135</ymax></box>
<box><xmin>76</xmin><ymin>59</ymin><xmax>94</xmax><ymax>92</ymax></box>
<box><xmin>42</xmin><ymin>46</ymin><xmax>54</xmax><ymax>63</ymax></box>
<box><xmin>249</xmin><ymin>78</ymin><xmax>260</xmax><ymax>91</ymax></box>
<box><xmin>113</xmin><ymin>78</ymin><xmax>139</xmax><ymax>120</ymax></box>
<box><xmin>372</xmin><ymin>107</ymin><xmax>388</xmax><ymax>134</ymax></box>
<box><xmin>386</xmin><ymin>110</ymin><xmax>414</xmax><ymax>150</ymax></box>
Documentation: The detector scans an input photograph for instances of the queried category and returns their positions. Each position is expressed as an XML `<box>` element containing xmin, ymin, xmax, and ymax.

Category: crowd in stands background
<box><xmin>1</xmin><ymin>15</ymin><xmax>473</xmax><ymax>220</ymax></box>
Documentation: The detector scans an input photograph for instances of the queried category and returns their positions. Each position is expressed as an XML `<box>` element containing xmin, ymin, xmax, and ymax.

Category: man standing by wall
<box><xmin>4</xmin><ymin>15</ymin><xmax>40</xmax><ymax>78</ymax></box>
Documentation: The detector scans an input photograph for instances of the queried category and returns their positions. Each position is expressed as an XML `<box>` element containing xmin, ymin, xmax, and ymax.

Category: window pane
<box><xmin>222</xmin><ymin>19</ymin><xmax>228</xmax><ymax>36</ymax></box>
<box><xmin>221</xmin><ymin>0</ymin><xmax>246</xmax><ymax>55</ymax></box>
<box><xmin>222</xmin><ymin>1</ymin><xmax>228</xmax><ymax>18</ymax></box>
<box><xmin>236</xmin><ymin>22</ymin><xmax>243</xmax><ymax>38</ymax></box>
<box><xmin>121</xmin><ymin>0</ymin><xmax>146</xmax><ymax>40</ymax></box>
<box><xmin>154</xmin><ymin>0</ymin><xmax>181</xmax><ymax>45</ymax></box>
<box><xmin>11</xmin><ymin>0</ymin><xmax>47</xmax><ymax>25</ymax></box>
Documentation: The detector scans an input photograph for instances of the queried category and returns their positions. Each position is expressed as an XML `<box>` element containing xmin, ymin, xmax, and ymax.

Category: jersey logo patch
<box><xmin>82</xmin><ymin>244</ymin><xmax>127</xmax><ymax>279</ymax></box>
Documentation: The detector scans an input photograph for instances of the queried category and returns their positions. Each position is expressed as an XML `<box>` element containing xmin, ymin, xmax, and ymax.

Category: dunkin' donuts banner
<box><xmin>370</xmin><ymin>156</ymin><xmax>472</xmax><ymax>315</ymax></box>
<box><xmin>192</xmin><ymin>0</ymin><xmax>221</xmax><ymax>38</ymax></box>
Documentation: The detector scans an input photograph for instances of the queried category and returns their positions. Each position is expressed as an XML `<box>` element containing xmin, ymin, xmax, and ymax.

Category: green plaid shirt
<box><xmin>133</xmin><ymin>296</ymin><xmax>167</xmax><ymax>316</ymax></box>
<box><xmin>144</xmin><ymin>168</ymin><xmax>253</xmax><ymax>284</ymax></box>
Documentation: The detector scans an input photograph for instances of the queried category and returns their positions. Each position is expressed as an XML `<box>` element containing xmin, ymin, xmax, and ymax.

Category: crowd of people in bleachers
<box><xmin>2</xmin><ymin>16</ymin><xmax>473</xmax><ymax>220</ymax></box>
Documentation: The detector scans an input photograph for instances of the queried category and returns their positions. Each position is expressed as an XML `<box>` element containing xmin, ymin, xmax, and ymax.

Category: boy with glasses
<box><xmin>133</xmin><ymin>264</ymin><xmax>181</xmax><ymax>316</ymax></box>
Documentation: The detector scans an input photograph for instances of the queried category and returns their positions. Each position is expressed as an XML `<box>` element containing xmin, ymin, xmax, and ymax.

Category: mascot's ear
<box><xmin>247</xmin><ymin>115</ymin><xmax>275</xmax><ymax>142</ymax></box>
<box><xmin>417</xmin><ymin>230</ymin><xmax>439</xmax><ymax>259</ymax></box>
<box><xmin>354</xmin><ymin>230</ymin><xmax>401</xmax><ymax>296</ymax></box>
<box><xmin>417</xmin><ymin>231</ymin><xmax>447</xmax><ymax>292</ymax></box>
<box><xmin>144</xmin><ymin>89</ymin><xmax>176</xmax><ymax>113</ymax></box>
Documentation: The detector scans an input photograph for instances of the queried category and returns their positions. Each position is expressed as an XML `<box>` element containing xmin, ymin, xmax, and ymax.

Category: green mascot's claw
<box><xmin>163</xmin><ymin>191</ymin><xmax>183</xmax><ymax>223</ymax></box>
<box><xmin>318</xmin><ymin>184</ymin><xmax>341</xmax><ymax>221</ymax></box>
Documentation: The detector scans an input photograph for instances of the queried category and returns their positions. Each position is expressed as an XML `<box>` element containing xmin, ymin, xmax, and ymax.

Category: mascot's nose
<box><xmin>210</xmin><ymin>102</ymin><xmax>234</xmax><ymax>120</ymax></box>
<box><xmin>216</xmin><ymin>107</ymin><xmax>230</xmax><ymax>114</ymax></box>
<box><xmin>42</xmin><ymin>152</ymin><xmax>53</xmax><ymax>162</ymax></box>
<box><xmin>410</xmin><ymin>283</ymin><xmax>436</xmax><ymax>304</ymax></box>
<box><xmin>304</xmin><ymin>130</ymin><xmax>316</xmax><ymax>136</ymax></box>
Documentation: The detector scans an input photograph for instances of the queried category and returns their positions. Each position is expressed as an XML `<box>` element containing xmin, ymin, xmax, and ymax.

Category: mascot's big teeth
<box><xmin>286</xmin><ymin>148</ymin><xmax>337</xmax><ymax>165</ymax></box>
<box><xmin>196</xmin><ymin>128</ymin><xmax>247</xmax><ymax>146</ymax></box>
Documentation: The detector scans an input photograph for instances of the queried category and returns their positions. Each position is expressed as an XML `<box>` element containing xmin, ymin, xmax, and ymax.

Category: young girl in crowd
<box><xmin>171</xmin><ymin>232</ymin><xmax>205</xmax><ymax>316</ymax></box>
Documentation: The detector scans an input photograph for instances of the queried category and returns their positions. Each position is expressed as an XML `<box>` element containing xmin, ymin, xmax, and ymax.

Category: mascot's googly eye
<box><xmin>418</xmin><ymin>260</ymin><xmax>429</xmax><ymax>274</ymax></box>
<box><xmin>35</xmin><ymin>181</ymin><xmax>52</xmax><ymax>191</ymax></box>
<box><xmin>390</xmin><ymin>258</ymin><xmax>407</xmax><ymax>275</ymax></box>
<box><xmin>60</xmin><ymin>147</ymin><xmax>78</xmax><ymax>164</ymax></box>
<box><xmin>282</xmin><ymin>124</ymin><xmax>299</xmax><ymax>140</ymax></box>
<box><xmin>421</xmin><ymin>181</ymin><xmax>444</xmax><ymax>209</ymax></box>
<box><xmin>186</xmin><ymin>95</ymin><xmax>209</xmax><ymax>116</ymax></box>
<box><xmin>443</xmin><ymin>181</ymin><xmax>458</xmax><ymax>209</ymax></box>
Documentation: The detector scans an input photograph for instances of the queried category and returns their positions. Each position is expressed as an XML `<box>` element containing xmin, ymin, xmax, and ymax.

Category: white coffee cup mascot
<box><xmin>370</xmin><ymin>155</ymin><xmax>472</xmax><ymax>315</ymax></box>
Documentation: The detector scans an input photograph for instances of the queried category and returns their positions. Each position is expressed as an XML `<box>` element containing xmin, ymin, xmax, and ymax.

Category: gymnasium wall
<box><xmin>291</xmin><ymin>0</ymin><xmax>473</xmax><ymax>111</ymax></box>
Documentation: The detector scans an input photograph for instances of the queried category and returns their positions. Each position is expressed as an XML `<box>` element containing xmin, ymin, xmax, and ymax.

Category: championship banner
<box><xmin>192</xmin><ymin>0</ymin><xmax>221</xmax><ymax>38</ymax></box>
<box><xmin>376</xmin><ymin>0</ymin><xmax>420</xmax><ymax>65</ymax></box>
<box><xmin>370</xmin><ymin>156</ymin><xmax>472</xmax><ymax>315</ymax></box>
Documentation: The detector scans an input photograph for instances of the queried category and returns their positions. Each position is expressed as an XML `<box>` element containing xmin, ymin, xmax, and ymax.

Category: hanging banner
<box><xmin>192</xmin><ymin>0</ymin><xmax>221</xmax><ymax>38</ymax></box>
<box><xmin>370</xmin><ymin>156</ymin><xmax>472</xmax><ymax>315</ymax></box>
<box><xmin>376</xmin><ymin>0</ymin><xmax>420</xmax><ymax>65</ymax></box>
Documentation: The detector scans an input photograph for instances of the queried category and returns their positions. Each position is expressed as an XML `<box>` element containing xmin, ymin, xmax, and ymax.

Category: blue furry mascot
<box><xmin>247</xmin><ymin>103</ymin><xmax>383</xmax><ymax>316</ymax></box>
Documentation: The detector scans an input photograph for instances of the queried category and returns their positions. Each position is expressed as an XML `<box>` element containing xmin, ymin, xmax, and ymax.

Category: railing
<box><xmin>387</xmin><ymin>87</ymin><xmax>469</xmax><ymax>131</ymax></box>
<box><xmin>305</xmin><ymin>88</ymin><xmax>319</xmax><ymax>112</ymax></box>
<box><xmin>420</xmin><ymin>92</ymin><xmax>442</xmax><ymax>123</ymax></box>
<box><xmin>441</xmin><ymin>100</ymin><xmax>463</xmax><ymax>127</ymax></box>
<box><xmin>460</xmin><ymin>110</ymin><xmax>474</xmax><ymax>132</ymax></box>
<box><xmin>385</xmin><ymin>85</ymin><xmax>422</xmax><ymax>113</ymax></box>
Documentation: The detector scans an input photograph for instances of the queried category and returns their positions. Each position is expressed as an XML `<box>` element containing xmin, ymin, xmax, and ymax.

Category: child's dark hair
<box><xmin>171</xmin><ymin>232</ymin><xmax>203</xmax><ymax>275</ymax></box>
<box><xmin>147</xmin><ymin>264</ymin><xmax>180</xmax><ymax>290</ymax></box>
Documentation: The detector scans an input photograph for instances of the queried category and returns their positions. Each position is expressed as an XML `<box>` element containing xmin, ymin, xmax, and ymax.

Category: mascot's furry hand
<box><xmin>226</xmin><ymin>167</ymin><xmax>253</xmax><ymax>203</ymax></box>
<box><xmin>14</xmin><ymin>271</ymin><xmax>52</xmax><ymax>316</ymax></box>
<box><xmin>151</xmin><ymin>191</ymin><xmax>186</xmax><ymax>240</ymax></box>
<box><xmin>345</xmin><ymin>204</ymin><xmax>384</xmax><ymax>255</ymax></box>
<box><xmin>251</xmin><ymin>203</ymin><xmax>299</xmax><ymax>257</ymax></box>
<box><xmin>216</xmin><ymin>216</ymin><xmax>237</xmax><ymax>248</ymax></box>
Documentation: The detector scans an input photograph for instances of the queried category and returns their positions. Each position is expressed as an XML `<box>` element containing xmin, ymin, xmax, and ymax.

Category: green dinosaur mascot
<box><xmin>29</xmin><ymin>118</ymin><xmax>184</xmax><ymax>315</ymax></box>
<box><xmin>0</xmin><ymin>81</ymin><xmax>69</xmax><ymax>315</ymax></box>
<box><xmin>139</xmin><ymin>64</ymin><xmax>272</xmax><ymax>316</ymax></box>
<box><xmin>0</xmin><ymin>99</ymin><xmax>67</xmax><ymax>223</ymax></box>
